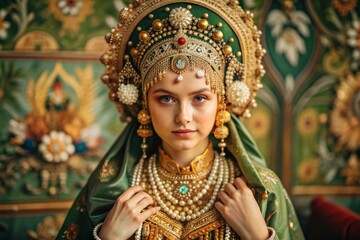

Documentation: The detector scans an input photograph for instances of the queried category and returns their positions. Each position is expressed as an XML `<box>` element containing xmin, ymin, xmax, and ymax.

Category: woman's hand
<box><xmin>99</xmin><ymin>185</ymin><xmax>161</xmax><ymax>240</ymax></box>
<box><xmin>215</xmin><ymin>177</ymin><xmax>269</xmax><ymax>240</ymax></box>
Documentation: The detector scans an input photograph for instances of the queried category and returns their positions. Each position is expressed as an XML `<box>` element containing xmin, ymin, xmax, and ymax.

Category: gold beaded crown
<box><xmin>100</xmin><ymin>0</ymin><xmax>266</xmax><ymax>122</ymax></box>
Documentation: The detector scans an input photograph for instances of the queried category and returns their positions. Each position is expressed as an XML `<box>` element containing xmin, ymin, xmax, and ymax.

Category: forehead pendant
<box><xmin>169</xmin><ymin>7</ymin><xmax>193</xmax><ymax>82</ymax></box>
<box><xmin>171</xmin><ymin>55</ymin><xmax>190</xmax><ymax>82</ymax></box>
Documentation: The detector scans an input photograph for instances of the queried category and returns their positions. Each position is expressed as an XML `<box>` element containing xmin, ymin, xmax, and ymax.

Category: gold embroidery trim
<box><xmin>146</xmin><ymin>209</ymin><xmax>225</xmax><ymax>239</ymax></box>
<box><xmin>183</xmin><ymin>210</ymin><xmax>224</xmax><ymax>239</ymax></box>
<box><xmin>159</xmin><ymin>143</ymin><xmax>214</xmax><ymax>174</ymax></box>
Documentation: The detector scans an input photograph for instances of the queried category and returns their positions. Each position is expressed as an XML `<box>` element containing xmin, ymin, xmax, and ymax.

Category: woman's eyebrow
<box><xmin>152</xmin><ymin>88</ymin><xmax>212</xmax><ymax>95</ymax></box>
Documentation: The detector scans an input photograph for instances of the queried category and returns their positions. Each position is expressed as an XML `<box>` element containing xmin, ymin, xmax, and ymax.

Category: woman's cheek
<box><xmin>196</xmin><ymin>107</ymin><xmax>217</xmax><ymax>126</ymax></box>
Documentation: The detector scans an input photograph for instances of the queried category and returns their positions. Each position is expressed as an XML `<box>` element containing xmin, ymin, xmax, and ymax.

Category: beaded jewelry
<box><xmin>214</xmin><ymin>105</ymin><xmax>231</xmax><ymax>158</ymax></box>
<box><xmin>149</xmin><ymin>153</ymin><xmax>224</xmax><ymax>222</ymax></box>
<box><xmin>92</xmin><ymin>222</ymin><xmax>103</xmax><ymax>240</ymax></box>
<box><xmin>136</xmin><ymin>108</ymin><xmax>152</xmax><ymax>159</ymax></box>
<box><xmin>131</xmin><ymin>151</ymin><xmax>237</xmax><ymax>239</ymax></box>
<box><xmin>196</xmin><ymin>69</ymin><xmax>206</xmax><ymax>78</ymax></box>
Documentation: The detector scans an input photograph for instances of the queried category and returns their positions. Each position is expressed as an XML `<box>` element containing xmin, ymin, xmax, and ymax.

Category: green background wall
<box><xmin>0</xmin><ymin>0</ymin><xmax>359</xmax><ymax>239</ymax></box>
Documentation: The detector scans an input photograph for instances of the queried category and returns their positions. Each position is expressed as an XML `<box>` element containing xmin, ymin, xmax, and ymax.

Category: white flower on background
<box><xmin>39</xmin><ymin>131</ymin><xmax>75</xmax><ymax>163</ymax></box>
<box><xmin>289</xmin><ymin>11</ymin><xmax>310</xmax><ymax>37</ymax></box>
<box><xmin>267</xmin><ymin>10</ymin><xmax>288</xmax><ymax>37</ymax></box>
<box><xmin>57</xmin><ymin>0</ymin><xmax>83</xmax><ymax>16</ymax></box>
<box><xmin>106</xmin><ymin>0</ymin><xmax>126</xmax><ymax>28</ymax></box>
<box><xmin>267</xmin><ymin>8</ymin><xmax>310</xmax><ymax>67</ymax></box>
<box><xmin>0</xmin><ymin>9</ymin><xmax>10</xmax><ymax>39</ymax></box>
<box><xmin>346</xmin><ymin>15</ymin><xmax>360</xmax><ymax>70</ymax></box>
<box><xmin>8</xmin><ymin>120</ymin><xmax>26</xmax><ymax>142</ymax></box>
<box><xmin>276</xmin><ymin>28</ymin><xmax>305</xmax><ymax>66</ymax></box>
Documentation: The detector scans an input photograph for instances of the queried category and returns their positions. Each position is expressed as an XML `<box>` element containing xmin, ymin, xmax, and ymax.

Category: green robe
<box><xmin>56</xmin><ymin>114</ymin><xmax>304</xmax><ymax>239</ymax></box>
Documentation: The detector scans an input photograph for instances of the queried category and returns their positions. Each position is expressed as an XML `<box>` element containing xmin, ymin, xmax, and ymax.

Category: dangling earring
<box><xmin>214</xmin><ymin>102</ymin><xmax>230</xmax><ymax>158</ymax></box>
<box><xmin>137</xmin><ymin>108</ymin><xmax>152</xmax><ymax>159</ymax></box>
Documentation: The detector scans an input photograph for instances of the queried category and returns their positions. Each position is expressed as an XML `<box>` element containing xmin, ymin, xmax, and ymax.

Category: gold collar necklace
<box><xmin>158</xmin><ymin>143</ymin><xmax>214</xmax><ymax>175</ymax></box>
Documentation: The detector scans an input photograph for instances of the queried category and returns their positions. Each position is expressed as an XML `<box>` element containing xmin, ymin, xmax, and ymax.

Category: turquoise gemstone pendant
<box><xmin>179</xmin><ymin>185</ymin><xmax>189</xmax><ymax>194</ymax></box>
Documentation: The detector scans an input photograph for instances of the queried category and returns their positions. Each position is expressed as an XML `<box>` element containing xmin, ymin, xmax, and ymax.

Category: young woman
<box><xmin>57</xmin><ymin>0</ymin><xmax>304</xmax><ymax>239</ymax></box>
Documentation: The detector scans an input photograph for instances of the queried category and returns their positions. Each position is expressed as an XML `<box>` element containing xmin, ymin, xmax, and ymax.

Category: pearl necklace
<box><xmin>133</xmin><ymin>153</ymin><xmax>236</xmax><ymax>239</ymax></box>
<box><xmin>151</xmin><ymin>153</ymin><xmax>220</xmax><ymax>215</ymax></box>
<box><xmin>149</xmin><ymin>153</ymin><xmax>224</xmax><ymax>221</ymax></box>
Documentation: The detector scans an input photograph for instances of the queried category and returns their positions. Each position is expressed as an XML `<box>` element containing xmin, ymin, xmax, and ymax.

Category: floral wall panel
<box><xmin>0</xmin><ymin>0</ymin><xmax>128</xmax><ymax>51</ymax></box>
<box><xmin>264</xmin><ymin>0</ymin><xmax>319</xmax><ymax>86</ymax></box>
<box><xmin>0</xmin><ymin>59</ymin><xmax>124</xmax><ymax>198</ymax></box>
<box><xmin>287</xmin><ymin>0</ymin><xmax>360</xmax><ymax>195</ymax></box>
<box><xmin>0</xmin><ymin>59</ymin><xmax>124</xmax><ymax>239</ymax></box>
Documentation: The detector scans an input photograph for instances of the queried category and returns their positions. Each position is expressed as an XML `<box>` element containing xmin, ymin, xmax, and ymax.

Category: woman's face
<box><xmin>148</xmin><ymin>68</ymin><xmax>218</xmax><ymax>156</ymax></box>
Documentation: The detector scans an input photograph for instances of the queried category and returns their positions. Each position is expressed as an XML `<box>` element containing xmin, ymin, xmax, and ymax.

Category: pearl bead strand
<box><xmin>152</xmin><ymin>153</ymin><xmax>220</xmax><ymax>207</ymax></box>
<box><xmin>134</xmin><ymin>154</ymin><xmax>237</xmax><ymax>239</ymax></box>
<box><xmin>149</xmin><ymin>153</ymin><xmax>225</xmax><ymax>221</ymax></box>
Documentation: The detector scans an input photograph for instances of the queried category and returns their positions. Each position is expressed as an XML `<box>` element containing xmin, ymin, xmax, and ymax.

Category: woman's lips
<box><xmin>172</xmin><ymin>129</ymin><xmax>196</xmax><ymax>138</ymax></box>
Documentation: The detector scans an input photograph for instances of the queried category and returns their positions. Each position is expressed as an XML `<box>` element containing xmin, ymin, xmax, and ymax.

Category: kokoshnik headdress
<box><xmin>100</xmin><ymin>0</ymin><xmax>266</xmax><ymax>123</ymax></box>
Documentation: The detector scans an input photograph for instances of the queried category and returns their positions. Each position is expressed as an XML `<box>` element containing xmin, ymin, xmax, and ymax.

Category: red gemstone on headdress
<box><xmin>178</xmin><ymin>37</ymin><xmax>186</xmax><ymax>45</ymax></box>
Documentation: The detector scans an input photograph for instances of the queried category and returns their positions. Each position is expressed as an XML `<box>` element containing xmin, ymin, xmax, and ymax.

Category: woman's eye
<box><xmin>159</xmin><ymin>96</ymin><xmax>174</xmax><ymax>104</ymax></box>
<box><xmin>194</xmin><ymin>96</ymin><xmax>206</xmax><ymax>103</ymax></box>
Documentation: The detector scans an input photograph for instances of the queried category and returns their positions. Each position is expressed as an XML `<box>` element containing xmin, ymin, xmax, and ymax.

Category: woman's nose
<box><xmin>175</xmin><ymin>102</ymin><xmax>192</xmax><ymax>126</ymax></box>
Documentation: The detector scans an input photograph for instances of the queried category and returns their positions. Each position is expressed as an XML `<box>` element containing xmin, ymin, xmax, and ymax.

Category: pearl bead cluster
<box><xmin>117</xmin><ymin>83</ymin><xmax>139</xmax><ymax>105</ymax></box>
<box><xmin>226</xmin><ymin>81</ymin><xmax>250</xmax><ymax>107</ymax></box>
<box><xmin>153</xmin><ymin>154</ymin><xmax>219</xmax><ymax>205</ymax></box>
<box><xmin>149</xmin><ymin>153</ymin><xmax>225</xmax><ymax>222</ymax></box>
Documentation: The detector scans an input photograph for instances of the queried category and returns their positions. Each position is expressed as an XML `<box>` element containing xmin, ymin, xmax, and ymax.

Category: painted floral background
<box><xmin>0</xmin><ymin>0</ymin><xmax>359</xmax><ymax>239</ymax></box>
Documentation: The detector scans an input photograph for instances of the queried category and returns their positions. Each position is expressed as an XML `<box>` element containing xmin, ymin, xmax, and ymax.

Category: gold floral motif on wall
<box><xmin>330</xmin><ymin>72</ymin><xmax>360</xmax><ymax>151</ymax></box>
<box><xmin>27</xmin><ymin>214</ymin><xmax>66</xmax><ymax>240</ymax></box>
<box><xmin>3</xmin><ymin>63</ymin><xmax>102</xmax><ymax>195</ymax></box>
<box><xmin>330</xmin><ymin>72</ymin><xmax>360</xmax><ymax>184</ymax></box>
<box><xmin>14</xmin><ymin>31</ymin><xmax>59</xmax><ymax>51</ymax></box>
<box><xmin>48</xmin><ymin>0</ymin><xmax>94</xmax><ymax>33</ymax></box>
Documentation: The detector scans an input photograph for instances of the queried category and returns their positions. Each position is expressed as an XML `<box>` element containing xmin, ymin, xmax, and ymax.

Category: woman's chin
<box><xmin>163</xmin><ymin>139</ymin><xmax>208</xmax><ymax>153</ymax></box>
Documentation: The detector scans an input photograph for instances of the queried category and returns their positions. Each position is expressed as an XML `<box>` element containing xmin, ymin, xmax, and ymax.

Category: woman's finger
<box><xmin>214</xmin><ymin>201</ymin><xmax>225</xmax><ymax>215</ymax></box>
<box><xmin>217</xmin><ymin>190</ymin><xmax>231</xmax><ymax>205</ymax></box>
<box><xmin>224</xmin><ymin>182</ymin><xmax>237</xmax><ymax>197</ymax></box>
<box><xmin>113</xmin><ymin>185</ymin><xmax>144</xmax><ymax>212</ymax></box>
<box><xmin>135</xmin><ymin>207</ymin><xmax>161</xmax><ymax>224</ymax></box>
<box><xmin>233</xmin><ymin>177</ymin><xmax>247</xmax><ymax>191</ymax></box>
<box><xmin>133</xmin><ymin>194</ymin><xmax>156</xmax><ymax>213</ymax></box>
<box><xmin>126</xmin><ymin>191</ymin><xmax>153</xmax><ymax>208</ymax></box>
